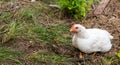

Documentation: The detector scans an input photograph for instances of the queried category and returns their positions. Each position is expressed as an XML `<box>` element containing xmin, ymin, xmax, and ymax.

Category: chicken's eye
<box><xmin>75</xmin><ymin>27</ymin><xmax>78</xmax><ymax>29</ymax></box>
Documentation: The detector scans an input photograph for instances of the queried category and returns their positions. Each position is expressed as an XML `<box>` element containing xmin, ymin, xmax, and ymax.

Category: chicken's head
<box><xmin>70</xmin><ymin>24</ymin><xmax>85</xmax><ymax>33</ymax></box>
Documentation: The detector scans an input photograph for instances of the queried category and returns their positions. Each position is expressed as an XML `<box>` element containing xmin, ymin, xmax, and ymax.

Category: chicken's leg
<box><xmin>93</xmin><ymin>52</ymin><xmax>96</xmax><ymax>56</ymax></box>
<box><xmin>79</xmin><ymin>52</ymin><xmax>83</xmax><ymax>59</ymax></box>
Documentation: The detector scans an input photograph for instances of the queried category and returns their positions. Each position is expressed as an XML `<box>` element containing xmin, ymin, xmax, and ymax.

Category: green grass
<box><xmin>0</xmin><ymin>47</ymin><xmax>23</xmax><ymax>65</ymax></box>
<box><xmin>0</xmin><ymin>21</ymin><xmax>72</xmax><ymax>64</ymax></box>
<box><xmin>0</xmin><ymin>22</ymin><xmax>71</xmax><ymax>44</ymax></box>
<box><xmin>27</xmin><ymin>50</ymin><xmax>72</xmax><ymax>64</ymax></box>
<box><xmin>0</xmin><ymin>3</ymin><xmax>71</xmax><ymax>44</ymax></box>
<box><xmin>0</xmin><ymin>1</ymin><xmax>71</xmax><ymax>64</ymax></box>
<box><xmin>1</xmin><ymin>22</ymin><xmax>18</xmax><ymax>43</ymax></box>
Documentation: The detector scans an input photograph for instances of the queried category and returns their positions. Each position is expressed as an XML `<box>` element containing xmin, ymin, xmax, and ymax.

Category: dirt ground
<box><xmin>84</xmin><ymin>0</ymin><xmax>120</xmax><ymax>53</ymax></box>
<box><xmin>0</xmin><ymin>0</ymin><xmax>120</xmax><ymax>65</ymax></box>
<box><xmin>85</xmin><ymin>0</ymin><xmax>120</xmax><ymax>56</ymax></box>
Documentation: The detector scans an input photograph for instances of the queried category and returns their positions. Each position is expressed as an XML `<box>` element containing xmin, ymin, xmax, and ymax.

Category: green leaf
<box><xmin>72</xmin><ymin>1</ymin><xmax>75</xmax><ymax>5</ymax></box>
<box><xmin>82</xmin><ymin>3</ymin><xmax>87</xmax><ymax>7</ymax></box>
<box><xmin>74</xmin><ymin>14</ymin><xmax>79</xmax><ymax>19</ymax></box>
<box><xmin>80</xmin><ymin>7</ymin><xmax>86</xmax><ymax>17</ymax></box>
<box><xmin>117</xmin><ymin>51</ymin><xmax>120</xmax><ymax>59</ymax></box>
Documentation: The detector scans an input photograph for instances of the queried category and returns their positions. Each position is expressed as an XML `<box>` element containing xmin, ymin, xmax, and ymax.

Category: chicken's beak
<box><xmin>70</xmin><ymin>28</ymin><xmax>77</xmax><ymax>33</ymax></box>
<box><xmin>70</xmin><ymin>24</ymin><xmax>76</xmax><ymax>32</ymax></box>
<box><xmin>70</xmin><ymin>29</ymin><xmax>73</xmax><ymax>32</ymax></box>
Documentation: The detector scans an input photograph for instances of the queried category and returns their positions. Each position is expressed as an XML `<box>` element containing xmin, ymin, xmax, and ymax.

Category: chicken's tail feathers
<box><xmin>106</xmin><ymin>31</ymin><xmax>113</xmax><ymax>39</ymax></box>
<box><xmin>105</xmin><ymin>30</ymin><xmax>113</xmax><ymax>39</ymax></box>
<box><xmin>110</xmin><ymin>35</ymin><xmax>113</xmax><ymax>39</ymax></box>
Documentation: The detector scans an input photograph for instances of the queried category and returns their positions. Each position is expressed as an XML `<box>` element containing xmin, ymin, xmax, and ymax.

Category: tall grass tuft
<box><xmin>1</xmin><ymin>22</ymin><xmax>17</xmax><ymax>43</ymax></box>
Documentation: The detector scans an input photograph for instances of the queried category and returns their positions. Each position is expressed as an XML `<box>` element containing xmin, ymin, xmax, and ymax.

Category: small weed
<box><xmin>102</xmin><ymin>57</ymin><xmax>113</xmax><ymax>65</ymax></box>
<box><xmin>101</xmin><ymin>56</ymin><xmax>120</xmax><ymax>65</ymax></box>
<box><xmin>116</xmin><ymin>51</ymin><xmax>120</xmax><ymax>59</ymax></box>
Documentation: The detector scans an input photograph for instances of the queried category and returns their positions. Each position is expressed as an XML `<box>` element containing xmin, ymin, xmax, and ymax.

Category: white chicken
<box><xmin>70</xmin><ymin>24</ymin><xmax>113</xmax><ymax>54</ymax></box>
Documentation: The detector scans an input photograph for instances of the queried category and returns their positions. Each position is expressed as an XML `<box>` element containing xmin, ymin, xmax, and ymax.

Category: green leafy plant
<box><xmin>59</xmin><ymin>0</ymin><xmax>93</xmax><ymax>19</ymax></box>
